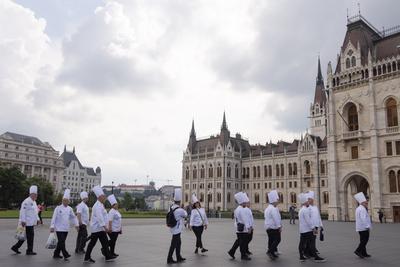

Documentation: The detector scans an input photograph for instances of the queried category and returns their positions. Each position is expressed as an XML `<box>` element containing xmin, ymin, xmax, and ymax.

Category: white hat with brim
<box><xmin>354</xmin><ymin>192</ymin><xmax>367</xmax><ymax>204</ymax></box>
<box><xmin>299</xmin><ymin>193</ymin><xmax>308</xmax><ymax>205</ymax></box>
<box><xmin>63</xmin><ymin>189</ymin><xmax>71</xmax><ymax>200</ymax></box>
<box><xmin>268</xmin><ymin>190</ymin><xmax>279</xmax><ymax>203</ymax></box>
<box><xmin>191</xmin><ymin>194</ymin><xmax>199</xmax><ymax>204</ymax></box>
<box><xmin>306</xmin><ymin>191</ymin><xmax>315</xmax><ymax>200</ymax></box>
<box><xmin>93</xmin><ymin>185</ymin><xmax>104</xmax><ymax>198</ymax></box>
<box><xmin>234</xmin><ymin>192</ymin><xmax>245</xmax><ymax>205</ymax></box>
<box><xmin>29</xmin><ymin>185</ymin><xmax>38</xmax><ymax>194</ymax></box>
<box><xmin>174</xmin><ymin>188</ymin><xmax>182</xmax><ymax>202</ymax></box>
<box><xmin>80</xmin><ymin>191</ymin><xmax>88</xmax><ymax>200</ymax></box>
<box><xmin>107</xmin><ymin>194</ymin><xmax>117</xmax><ymax>206</ymax></box>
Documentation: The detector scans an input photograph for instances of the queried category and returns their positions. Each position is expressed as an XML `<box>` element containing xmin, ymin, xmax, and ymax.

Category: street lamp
<box><xmin>111</xmin><ymin>181</ymin><xmax>114</xmax><ymax>194</ymax></box>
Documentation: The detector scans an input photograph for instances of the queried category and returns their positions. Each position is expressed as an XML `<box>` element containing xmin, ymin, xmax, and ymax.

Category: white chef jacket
<box><xmin>235</xmin><ymin>206</ymin><xmax>252</xmax><ymax>233</ymax></box>
<box><xmin>355</xmin><ymin>205</ymin><xmax>371</xmax><ymax>232</ymax></box>
<box><xmin>108</xmin><ymin>208</ymin><xmax>122</xmax><ymax>232</ymax></box>
<box><xmin>50</xmin><ymin>205</ymin><xmax>78</xmax><ymax>232</ymax></box>
<box><xmin>76</xmin><ymin>201</ymin><xmax>89</xmax><ymax>225</ymax></box>
<box><xmin>19</xmin><ymin>197</ymin><xmax>39</xmax><ymax>226</ymax></box>
<box><xmin>309</xmin><ymin>205</ymin><xmax>323</xmax><ymax>228</ymax></box>
<box><xmin>169</xmin><ymin>204</ymin><xmax>187</xmax><ymax>235</ymax></box>
<box><xmin>90</xmin><ymin>200</ymin><xmax>109</xmax><ymax>233</ymax></box>
<box><xmin>299</xmin><ymin>205</ymin><xmax>314</xmax><ymax>233</ymax></box>
<box><xmin>245</xmin><ymin>207</ymin><xmax>255</xmax><ymax>228</ymax></box>
<box><xmin>189</xmin><ymin>208</ymin><xmax>208</xmax><ymax>227</ymax></box>
<box><xmin>264</xmin><ymin>204</ymin><xmax>282</xmax><ymax>230</ymax></box>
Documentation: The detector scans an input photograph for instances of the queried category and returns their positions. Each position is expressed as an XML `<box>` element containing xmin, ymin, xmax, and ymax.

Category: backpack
<box><xmin>166</xmin><ymin>206</ymin><xmax>180</xmax><ymax>228</ymax></box>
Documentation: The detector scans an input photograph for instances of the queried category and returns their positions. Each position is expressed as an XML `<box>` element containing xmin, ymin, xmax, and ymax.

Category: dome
<box><xmin>95</xmin><ymin>166</ymin><xmax>101</xmax><ymax>173</ymax></box>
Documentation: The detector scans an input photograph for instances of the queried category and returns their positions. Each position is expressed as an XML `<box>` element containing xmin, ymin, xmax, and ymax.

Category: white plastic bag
<box><xmin>45</xmin><ymin>232</ymin><xmax>57</xmax><ymax>249</ymax></box>
<box><xmin>15</xmin><ymin>226</ymin><xmax>26</xmax><ymax>241</ymax></box>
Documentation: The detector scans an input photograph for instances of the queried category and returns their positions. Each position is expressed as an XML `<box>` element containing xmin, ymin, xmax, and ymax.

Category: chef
<box><xmin>354</xmin><ymin>192</ymin><xmax>372</xmax><ymax>258</ymax></box>
<box><xmin>11</xmin><ymin>185</ymin><xmax>40</xmax><ymax>255</ymax></box>
<box><xmin>75</xmin><ymin>191</ymin><xmax>89</xmax><ymax>254</ymax></box>
<box><xmin>305</xmin><ymin>191</ymin><xmax>324</xmax><ymax>258</ymax></box>
<box><xmin>264</xmin><ymin>190</ymin><xmax>282</xmax><ymax>260</ymax></box>
<box><xmin>189</xmin><ymin>193</ymin><xmax>209</xmax><ymax>254</ymax></box>
<box><xmin>107</xmin><ymin>194</ymin><xmax>122</xmax><ymax>257</ymax></box>
<box><xmin>50</xmin><ymin>189</ymin><xmax>79</xmax><ymax>261</ymax></box>
<box><xmin>167</xmin><ymin>188</ymin><xmax>187</xmax><ymax>264</ymax></box>
<box><xmin>243</xmin><ymin>193</ymin><xmax>254</xmax><ymax>256</ymax></box>
<box><xmin>84</xmin><ymin>185</ymin><xmax>115</xmax><ymax>263</ymax></box>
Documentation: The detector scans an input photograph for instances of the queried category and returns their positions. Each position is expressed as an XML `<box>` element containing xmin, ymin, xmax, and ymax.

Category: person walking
<box><xmin>75</xmin><ymin>191</ymin><xmax>89</xmax><ymax>254</ymax></box>
<box><xmin>189</xmin><ymin>194</ymin><xmax>208</xmax><ymax>254</ymax></box>
<box><xmin>305</xmin><ymin>191</ymin><xmax>325</xmax><ymax>259</ymax></box>
<box><xmin>289</xmin><ymin>205</ymin><xmax>296</xmax><ymax>224</ymax></box>
<box><xmin>354</xmin><ymin>192</ymin><xmax>372</xmax><ymax>259</ymax></box>
<box><xmin>11</xmin><ymin>185</ymin><xmax>40</xmax><ymax>255</ymax></box>
<box><xmin>50</xmin><ymin>189</ymin><xmax>79</xmax><ymax>261</ymax></box>
<box><xmin>264</xmin><ymin>190</ymin><xmax>282</xmax><ymax>260</ymax></box>
<box><xmin>37</xmin><ymin>202</ymin><xmax>45</xmax><ymax>225</ymax></box>
<box><xmin>243</xmin><ymin>193</ymin><xmax>254</xmax><ymax>256</ymax></box>
<box><xmin>84</xmin><ymin>186</ymin><xmax>116</xmax><ymax>263</ymax></box>
<box><xmin>107</xmin><ymin>194</ymin><xmax>122</xmax><ymax>257</ymax></box>
<box><xmin>377</xmin><ymin>209</ymin><xmax>384</xmax><ymax>223</ymax></box>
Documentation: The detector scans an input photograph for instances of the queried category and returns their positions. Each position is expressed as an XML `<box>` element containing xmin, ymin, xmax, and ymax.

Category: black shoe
<box><xmin>363</xmin><ymin>254</ymin><xmax>371</xmax><ymax>258</ymax></box>
<box><xmin>75</xmin><ymin>250</ymin><xmax>80</xmax><ymax>254</ymax></box>
<box><xmin>105</xmin><ymin>257</ymin><xmax>115</xmax><ymax>262</ymax></box>
<box><xmin>314</xmin><ymin>256</ymin><xmax>326</xmax><ymax>263</ymax></box>
<box><xmin>84</xmin><ymin>258</ymin><xmax>95</xmax><ymax>263</ymax></box>
<box><xmin>228</xmin><ymin>251</ymin><xmax>235</xmax><ymax>259</ymax></box>
<box><xmin>53</xmin><ymin>255</ymin><xmax>63</xmax><ymax>259</ymax></box>
<box><xmin>167</xmin><ymin>259</ymin><xmax>177</xmax><ymax>264</ymax></box>
<box><xmin>177</xmin><ymin>257</ymin><xmax>186</xmax><ymax>262</ymax></box>
<box><xmin>354</xmin><ymin>251</ymin><xmax>364</xmax><ymax>258</ymax></box>
<box><xmin>26</xmin><ymin>251</ymin><xmax>37</xmax><ymax>255</ymax></box>
<box><xmin>64</xmin><ymin>258</ymin><xmax>70</xmax><ymax>262</ymax></box>
<box><xmin>201</xmin><ymin>248</ymin><xmax>208</xmax><ymax>253</ymax></box>
<box><xmin>113</xmin><ymin>253</ymin><xmax>119</xmax><ymax>257</ymax></box>
<box><xmin>241</xmin><ymin>255</ymin><xmax>251</xmax><ymax>261</ymax></box>
<box><xmin>11</xmin><ymin>247</ymin><xmax>21</xmax><ymax>254</ymax></box>
<box><xmin>267</xmin><ymin>252</ymin><xmax>277</xmax><ymax>260</ymax></box>
<box><xmin>194</xmin><ymin>248</ymin><xmax>198</xmax><ymax>254</ymax></box>
<box><xmin>64</xmin><ymin>254</ymin><xmax>71</xmax><ymax>259</ymax></box>
<box><xmin>299</xmin><ymin>256</ymin><xmax>307</xmax><ymax>262</ymax></box>
<box><xmin>246</xmin><ymin>251</ymin><xmax>252</xmax><ymax>255</ymax></box>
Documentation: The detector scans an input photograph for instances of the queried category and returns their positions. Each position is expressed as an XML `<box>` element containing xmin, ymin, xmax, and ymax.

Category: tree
<box><xmin>121</xmin><ymin>192</ymin><xmax>133</xmax><ymax>211</ymax></box>
<box><xmin>133</xmin><ymin>196</ymin><xmax>147</xmax><ymax>210</ymax></box>
<box><xmin>26</xmin><ymin>176</ymin><xmax>55</xmax><ymax>206</ymax></box>
<box><xmin>88</xmin><ymin>191</ymin><xmax>97</xmax><ymax>207</ymax></box>
<box><xmin>0</xmin><ymin>167</ymin><xmax>28</xmax><ymax>208</ymax></box>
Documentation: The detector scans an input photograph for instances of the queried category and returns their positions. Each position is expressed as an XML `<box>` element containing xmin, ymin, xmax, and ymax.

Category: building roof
<box><xmin>60</xmin><ymin>150</ymin><xmax>84</xmax><ymax>169</ymax></box>
<box><xmin>0</xmin><ymin>131</ymin><xmax>52</xmax><ymax>148</ymax></box>
<box><xmin>85</xmin><ymin>167</ymin><xmax>96</xmax><ymax>176</ymax></box>
<box><xmin>314</xmin><ymin>57</ymin><xmax>326</xmax><ymax>106</ymax></box>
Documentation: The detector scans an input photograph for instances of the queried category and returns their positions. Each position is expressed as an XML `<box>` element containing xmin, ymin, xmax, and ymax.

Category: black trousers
<box><xmin>167</xmin><ymin>233</ymin><xmax>182</xmax><ymax>261</ymax></box>
<box><xmin>107</xmin><ymin>232</ymin><xmax>119</xmax><ymax>255</ymax></box>
<box><xmin>228</xmin><ymin>233</ymin><xmax>249</xmax><ymax>257</ymax></box>
<box><xmin>247</xmin><ymin>231</ymin><xmax>253</xmax><ymax>252</ymax></box>
<box><xmin>304</xmin><ymin>233</ymin><xmax>318</xmax><ymax>257</ymax></box>
<box><xmin>13</xmin><ymin>226</ymin><xmax>34</xmax><ymax>252</ymax></box>
<box><xmin>299</xmin><ymin>231</ymin><xmax>317</xmax><ymax>258</ymax></box>
<box><xmin>38</xmin><ymin>212</ymin><xmax>43</xmax><ymax>224</ymax></box>
<box><xmin>266</xmin><ymin>229</ymin><xmax>281</xmax><ymax>254</ymax></box>
<box><xmin>192</xmin><ymin>226</ymin><xmax>204</xmax><ymax>248</ymax></box>
<box><xmin>355</xmin><ymin>230</ymin><xmax>369</xmax><ymax>256</ymax></box>
<box><xmin>84</xmin><ymin>231</ymin><xmax>112</xmax><ymax>260</ymax></box>
<box><xmin>54</xmin><ymin>231</ymin><xmax>69</xmax><ymax>257</ymax></box>
<box><xmin>75</xmin><ymin>225</ymin><xmax>88</xmax><ymax>252</ymax></box>
<box><xmin>290</xmin><ymin>214</ymin><xmax>296</xmax><ymax>224</ymax></box>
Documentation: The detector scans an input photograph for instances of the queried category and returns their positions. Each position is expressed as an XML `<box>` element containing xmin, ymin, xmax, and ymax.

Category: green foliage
<box><xmin>0</xmin><ymin>167</ymin><xmax>28</xmax><ymax>208</ymax></box>
<box><xmin>133</xmin><ymin>196</ymin><xmax>147</xmax><ymax>210</ymax></box>
<box><xmin>88</xmin><ymin>191</ymin><xmax>97</xmax><ymax>207</ymax></box>
<box><xmin>121</xmin><ymin>192</ymin><xmax>133</xmax><ymax>211</ymax></box>
<box><xmin>26</xmin><ymin>176</ymin><xmax>55</xmax><ymax>206</ymax></box>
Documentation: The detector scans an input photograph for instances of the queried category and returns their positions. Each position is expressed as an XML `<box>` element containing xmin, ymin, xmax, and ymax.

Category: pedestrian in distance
<box><xmin>37</xmin><ymin>202</ymin><xmax>45</xmax><ymax>225</ymax></box>
<box><xmin>11</xmin><ymin>185</ymin><xmax>40</xmax><ymax>255</ymax></box>
<box><xmin>354</xmin><ymin>192</ymin><xmax>372</xmax><ymax>259</ymax></box>
<box><xmin>189</xmin><ymin>194</ymin><xmax>209</xmax><ymax>254</ymax></box>
<box><xmin>107</xmin><ymin>194</ymin><xmax>122</xmax><ymax>257</ymax></box>
<box><xmin>289</xmin><ymin>204</ymin><xmax>296</xmax><ymax>224</ymax></box>
<box><xmin>75</xmin><ymin>191</ymin><xmax>89</xmax><ymax>254</ymax></box>
<box><xmin>50</xmin><ymin>189</ymin><xmax>79</xmax><ymax>261</ymax></box>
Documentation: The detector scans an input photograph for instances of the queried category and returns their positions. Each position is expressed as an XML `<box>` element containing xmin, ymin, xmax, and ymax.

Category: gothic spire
<box><xmin>190</xmin><ymin>119</ymin><xmax>196</xmax><ymax>138</ymax></box>
<box><xmin>313</xmin><ymin>56</ymin><xmax>326</xmax><ymax>105</ymax></box>
<box><xmin>316</xmin><ymin>55</ymin><xmax>323</xmax><ymax>85</ymax></box>
<box><xmin>221</xmin><ymin>111</ymin><xmax>228</xmax><ymax>131</ymax></box>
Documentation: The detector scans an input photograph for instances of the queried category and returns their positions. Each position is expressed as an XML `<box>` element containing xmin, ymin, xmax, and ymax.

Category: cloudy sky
<box><xmin>1</xmin><ymin>0</ymin><xmax>399</xmax><ymax>187</ymax></box>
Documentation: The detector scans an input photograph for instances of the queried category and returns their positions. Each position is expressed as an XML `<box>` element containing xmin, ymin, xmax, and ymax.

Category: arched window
<box><xmin>264</xmin><ymin>165</ymin><xmax>268</xmax><ymax>177</ymax></box>
<box><xmin>386</xmin><ymin>98</ymin><xmax>398</xmax><ymax>127</ymax></box>
<box><xmin>333</xmin><ymin>78</ymin><xmax>336</xmax><ymax>87</ymax></box>
<box><xmin>373</xmin><ymin>67</ymin><xmax>377</xmax><ymax>76</ymax></box>
<box><xmin>200</xmin><ymin>193</ymin><xmax>204</xmax><ymax>202</ymax></box>
<box><xmin>388</xmin><ymin>63</ymin><xmax>392</xmax><ymax>73</ymax></box>
<box><xmin>257</xmin><ymin>166</ymin><xmax>260</xmax><ymax>178</ymax></box>
<box><xmin>304</xmin><ymin>160</ymin><xmax>311</xmax><ymax>175</ymax></box>
<box><xmin>200</xmin><ymin>165</ymin><xmax>205</xmax><ymax>179</ymax></box>
<box><xmin>389</xmin><ymin>170</ymin><xmax>397</xmax><ymax>193</ymax></box>
<box><xmin>290</xmin><ymin>192</ymin><xmax>297</xmax><ymax>203</ymax></box>
<box><xmin>208</xmin><ymin>164</ymin><xmax>213</xmax><ymax>178</ymax></box>
<box><xmin>276</xmin><ymin>164</ymin><xmax>280</xmax><ymax>177</ymax></box>
<box><xmin>227</xmin><ymin>192</ymin><xmax>231</xmax><ymax>203</ymax></box>
<box><xmin>351</xmin><ymin>56</ymin><xmax>356</xmax><ymax>67</ymax></box>
<box><xmin>288</xmin><ymin>163</ymin><xmax>293</xmax><ymax>176</ymax></box>
<box><xmin>253</xmin><ymin>166</ymin><xmax>257</xmax><ymax>178</ymax></box>
<box><xmin>323</xmin><ymin>192</ymin><xmax>329</xmax><ymax>204</ymax></box>
<box><xmin>346</xmin><ymin>58</ymin><xmax>351</xmax><ymax>68</ymax></box>
<box><xmin>378</xmin><ymin>65</ymin><xmax>382</xmax><ymax>75</ymax></box>
<box><xmin>268</xmin><ymin>165</ymin><xmax>272</xmax><ymax>177</ymax></box>
<box><xmin>246</xmin><ymin>167</ymin><xmax>250</xmax><ymax>178</ymax></box>
<box><xmin>265</xmin><ymin>193</ymin><xmax>269</xmax><ymax>203</ymax></box>
<box><xmin>227</xmin><ymin>163</ymin><xmax>231</xmax><ymax>178</ymax></box>
<box><xmin>393</xmin><ymin>61</ymin><xmax>397</xmax><ymax>72</ymax></box>
<box><xmin>185</xmin><ymin>194</ymin><xmax>189</xmax><ymax>202</ymax></box>
<box><xmin>293</xmin><ymin>163</ymin><xmax>297</xmax><ymax>176</ymax></box>
<box><xmin>278</xmin><ymin>192</ymin><xmax>284</xmax><ymax>203</ymax></box>
<box><xmin>235</xmin><ymin>164</ymin><xmax>239</xmax><ymax>179</ymax></box>
<box><xmin>217</xmin><ymin>163</ymin><xmax>222</xmax><ymax>178</ymax></box>
<box><xmin>348</xmin><ymin>103</ymin><xmax>359</xmax><ymax>131</ymax></box>
<box><xmin>365</xmin><ymin>69</ymin><xmax>369</xmax><ymax>78</ymax></box>
<box><xmin>320</xmin><ymin>160</ymin><xmax>325</xmax><ymax>174</ymax></box>
<box><xmin>217</xmin><ymin>192</ymin><xmax>222</xmax><ymax>203</ymax></box>
<box><xmin>383</xmin><ymin>64</ymin><xmax>387</xmax><ymax>74</ymax></box>
<box><xmin>208</xmin><ymin>193</ymin><xmax>212</xmax><ymax>202</ymax></box>
<box><xmin>280</xmin><ymin>164</ymin><xmax>284</xmax><ymax>176</ymax></box>
<box><xmin>242</xmin><ymin>168</ymin><xmax>246</xmax><ymax>178</ymax></box>
<box><xmin>185</xmin><ymin>167</ymin><xmax>189</xmax><ymax>179</ymax></box>
<box><xmin>193</xmin><ymin>166</ymin><xmax>197</xmax><ymax>179</ymax></box>
<box><xmin>255</xmin><ymin>193</ymin><xmax>260</xmax><ymax>204</ymax></box>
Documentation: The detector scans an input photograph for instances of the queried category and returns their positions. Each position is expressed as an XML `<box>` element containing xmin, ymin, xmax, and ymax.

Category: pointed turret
<box><xmin>188</xmin><ymin>120</ymin><xmax>197</xmax><ymax>152</ymax></box>
<box><xmin>64</xmin><ymin>145</ymin><xmax>66</xmax><ymax>153</ymax></box>
<box><xmin>221</xmin><ymin>111</ymin><xmax>228</xmax><ymax>131</ymax></box>
<box><xmin>73</xmin><ymin>146</ymin><xmax>75</xmax><ymax>154</ymax></box>
<box><xmin>313</xmin><ymin>56</ymin><xmax>327</xmax><ymax>106</ymax></box>
<box><xmin>220</xmin><ymin>112</ymin><xmax>230</xmax><ymax>146</ymax></box>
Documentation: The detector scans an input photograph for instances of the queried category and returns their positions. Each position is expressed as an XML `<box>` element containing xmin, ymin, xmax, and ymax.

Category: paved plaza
<box><xmin>0</xmin><ymin>218</ymin><xmax>399</xmax><ymax>267</ymax></box>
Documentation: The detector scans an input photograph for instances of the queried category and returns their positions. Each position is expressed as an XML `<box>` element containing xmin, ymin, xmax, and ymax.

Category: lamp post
<box><xmin>111</xmin><ymin>181</ymin><xmax>114</xmax><ymax>194</ymax></box>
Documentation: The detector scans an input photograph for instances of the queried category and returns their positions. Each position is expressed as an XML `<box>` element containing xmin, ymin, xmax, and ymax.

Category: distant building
<box><xmin>103</xmin><ymin>182</ymin><xmax>156</xmax><ymax>196</ymax></box>
<box><xmin>0</xmin><ymin>132</ymin><xmax>64</xmax><ymax>192</ymax></box>
<box><xmin>158</xmin><ymin>185</ymin><xmax>181</xmax><ymax>210</ymax></box>
<box><xmin>60</xmin><ymin>146</ymin><xmax>101</xmax><ymax>201</ymax></box>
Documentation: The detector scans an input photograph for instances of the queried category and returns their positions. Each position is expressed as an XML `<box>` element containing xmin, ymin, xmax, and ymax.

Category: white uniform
<box><xmin>355</xmin><ymin>205</ymin><xmax>371</xmax><ymax>232</ymax></box>
<box><xmin>264</xmin><ymin>205</ymin><xmax>282</xmax><ymax>230</ymax></box>
<box><xmin>299</xmin><ymin>206</ymin><xmax>314</xmax><ymax>233</ymax></box>
<box><xmin>90</xmin><ymin>200</ymin><xmax>108</xmax><ymax>233</ymax></box>
<box><xmin>19</xmin><ymin>197</ymin><xmax>39</xmax><ymax>226</ymax></box>
<box><xmin>245</xmin><ymin>207</ymin><xmax>254</xmax><ymax>229</ymax></box>
<box><xmin>189</xmin><ymin>208</ymin><xmax>208</xmax><ymax>226</ymax></box>
<box><xmin>309</xmin><ymin>205</ymin><xmax>323</xmax><ymax>228</ymax></box>
<box><xmin>108</xmin><ymin>208</ymin><xmax>122</xmax><ymax>232</ymax></box>
<box><xmin>50</xmin><ymin>205</ymin><xmax>78</xmax><ymax>232</ymax></box>
<box><xmin>169</xmin><ymin>204</ymin><xmax>187</xmax><ymax>235</ymax></box>
<box><xmin>76</xmin><ymin>201</ymin><xmax>89</xmax><ymax>225</ymax></box>
<box><xmin>235</xmin><ymin>206</ymin><xmax>252</xmax><ymax>233</ymax></box>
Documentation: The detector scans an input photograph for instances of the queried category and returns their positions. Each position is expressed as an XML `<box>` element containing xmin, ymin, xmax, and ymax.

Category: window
<box><xmin>389</xmin><ymin>170</ymin><xmax>397</xmax><ymax>193</ymax></box>
<box><xmin>289</xmin><ymin>181</ymin><xmax>292</xmax><ymax>188</ymax></box>
<box><xmin>307</xmin><ymin>180</ymin><xmax>311</xmax><ymax>187</ymax></box>
<box><xmin>227</xmin><ymin>164</ymin><xmax>231</xmax><ymax>178</ymax></box>
<box><xmin>208</xmin><ymin>165</ymin><xmax>213</xmax><ymax>178</ymax></box>
<box><xmin>323</xmin><ymin>192</ymin><xmax>329</xmax><ymax>204</ymax></box>
<box><xmin>253</xmin><ymin>166</ymin><xmax>257</xmax><ymax>178</ymax></box>
<box><xmin>348</xmin><ymin>103</ymin><xmax>359</xmax><ymax>131</ymax></box>
<box><xmin>235</xmin><ymin>164</ymin><xmax>239</xmax><ymax>179</ymax></box>
<box><xmin>268</xmin><ymin>165</ymin><xmax>272</xmax><ymax>177</ymax></box>
<box><xmin>346</xmin><ymin>58</ymin><xmax>351</xmax><ymax>68</ymax></box>
<box><xmin>257</xmin><ymin>166</ymin><xmax>260</xmax><ymax>178</ymax></box>
<box><xmin>288</xmin><ymin>163</ymin><xmax>292</xmax><ymax>176</ymax></box>
<box><xmin>351</xmin><ymin>56</ymin><xmax>356</xmax><ymax>67</ymax></box>
<box><xmin>255</xmin><ymin>193</ymin><xmax>260</xmax><ymax>203</ymax></box>
<box><xmin>208</xmin><ymin>194</ymin><xmax>212</xmax><ymax>203</ymax></box>
<box><xmin>227</xmin><ymin>192</ymin><xmax>231</xmax><ymax>203</ymax></box>
<box><xmin>200</xmin><ymin>165</ymin><xmax>205</xmax><ymax>178</ymax></box>
<box><xmin>320</xmin><ymin>160</ymin><xmax>325</xmax><ymax>174</ymax></box>
<box><xmin>280</xmin><ymin>164</ymin><xmax>284</xmax><ymax>176</ymax></box>
<box><xmin>294</xmin><ymin>181</ymin><xmax>297</xmax><ymax>188</ymax></box>
<box><xmin>290</xmin><ymin>192</ymin><xmax>297</xmax><ymax>203</ymax></box>
<box><xmin>217</xmin><ymin>193</ymin><xmax>222</xmax><ymax>203</ymax></box>
<box><xmin>386</xmin><ymin>98</ymin><xmax>398</xmax><ymax>127</ymax></box>
<box><xmin>387</xmin><ymin>142</ymin><xmax>393</xmax><ymax>156</ymax></box>
<box><xmin>200</xmin><ymin>193</ymin><xmax>204</xmax><ymax>202</ymax></box>
<box><xmin>396</xmin><ymin>141</ymin><xmax>400</xmax><ymax>155</ymax></box>
<box><xmin>278</xmin><ymin>193</ymin><xmax>283</xmax><ymax>203</ymax></box>
<box><xmin>304</xmin><ymin>161</ymin><xmax>311</xmax><ymax>175</ymax></box>
<box><xmin>265</xmin><ymin>193</ymin><xmax>269</xmax><ymax>203</ymax></box>
<box><xmin>351</xmin><ymin>146</ymin><xmax>359</xmax><ymax>159</ymax></box>
<box><xmin>264</xmin><ymin>165</ymin><xmax>268</xmax><ymax>177</ymax></box>
<box><xmin>193</xmin><ymin>166</ymin><xmax>197</xmax><ymax>179</ymax></box>
<box><xmin>264</xmin><ymin>183</ymin><xmax>268</xmax><ymax>189</ymax></box>
<box><xmin>321</xmin><ymin>180</ymin><xmax>325</xmax><ymax>187</ymax></box>
<box><xmin>276</xmin><ymin>164</ymin><xmax>280</xmax><ymax>177</ymax></box>
<box><xmin>217</xmin><ymin>164</ymin><xmax>222</xmax><ymax>178</ymax></box>
<box><xmin>293</xmin><ymin>163</ymin><xmax>297</xmax><ymax>175</ymax></box>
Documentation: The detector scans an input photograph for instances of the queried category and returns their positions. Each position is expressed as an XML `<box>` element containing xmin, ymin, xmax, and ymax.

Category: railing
<box><xmin>380</xmin><ymin>25</ymin><xmax>400</xmax><ymax>37</ymax></box>
<box><xmin>342</xmin><ymin>130</ymin><xmax>362</xmax><ymax>140</ymax></box>
<box><xmin>347</xmin><ymin>14</ymin><xmax>382</xmax><ymax>37</ymax></box>
<box><xmin>386</xmin><ymin>126</ymin><xmax>399</xmax><ymax>134</ymax></box>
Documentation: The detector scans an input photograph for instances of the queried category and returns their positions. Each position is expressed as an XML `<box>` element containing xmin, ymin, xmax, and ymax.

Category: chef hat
<box><xmin>306</xmin><ymin>191</ymin><xmax>315</xmax><ymax>200</ymax></box>
<box><xmin>93</xmin><ymin>185</ymin><xmax>104</xmax><ymax>198</ymax></box>
<box><xmin>191</xmin><ymin>193</ymin><xmax>199</xmax><ymax>204</ymax></box>
<box><xmin>299</xmin><ymin>193</ymin><xmax>308</xmax><ymax>205</ymax></box>
<box><xmin>80</xmin><ymin>191</ymin><xmax>88</xmax><ymax>200</ymax></box>
<box><xmin>242</xmin><ymin>192</ymin><xmax>250</xmax><ymax>203</ymax></box>
<box><xmin>234</xmin><ymin>192</ymin><xmax>245</xmax><ymax>204</ymax></box>
<box><xmin>29</xmin><ymin>185</ymin><xmax>38</xmax><ymax>194</ymax></box>
<box><xmin>174</xmin><ymin>188</ymin><xmax>182</xmax><ymax>202</ymax></box>
<box><xmin>354</xmin><ymin>192</ymin><xmax>367</xmax><ymax>204</ymax></box>
<box><xmin>268</xmin><ymin>190</ymin><xmax>279</xmax><ymax>204</ymax></box>
<box><xmin>107</xmin><ymin>194</ymin><xmax>117</xmax><ymax>206</ymax></box>
<box><xmin>63</xmin><ymin>189</ymin><xmax>71</xmax><ymax>200</ymax></box>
